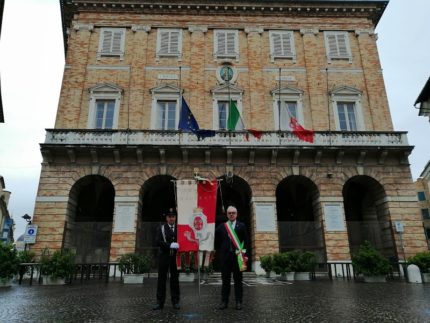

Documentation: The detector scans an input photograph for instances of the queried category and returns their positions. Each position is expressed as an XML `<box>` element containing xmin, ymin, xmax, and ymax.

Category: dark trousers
<box><xmin>156</xmin><ymin>254</ymin><xmax>180</xmax><ymax>305</ymax></box>
<box><xmin>221</xmin><ymin>251</ymin><xmax>243</xmax><ymax>304</ymax></box>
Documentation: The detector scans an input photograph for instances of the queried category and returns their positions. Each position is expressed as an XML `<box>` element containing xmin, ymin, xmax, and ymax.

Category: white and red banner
<box><xmin>176</xmin><ymin>179</ymin><xmax>217</xmax><ymax>252</ymax></box>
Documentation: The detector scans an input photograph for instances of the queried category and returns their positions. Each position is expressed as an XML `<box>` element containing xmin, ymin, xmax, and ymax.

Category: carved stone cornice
<box><xmin>300</xmin><ymin>28</ymin><xmax>319</xmax><ymax>36</ymax></box>
<box><xmin>131</xmin><ymin>25</ymin><xmax>151</xmax><ymax>33</ymax></box>
<box><xmin>355</xmin><ymin>28</ymin><xmax>375</xmax><ymax>36</ymax></box>
<box><xmin>73</xmin><ymin>23</ymin><xmax>94</xmax><ymax>32</ymax></box>
<box><xmin>188</xmin><ymin>25</ymin><xmax>208</xmax><ymax>33</ymax></box>
<box><xmin>244</xmin><ymin>27</ymin><xmax>264</xmax><ymax>34</ymax></box>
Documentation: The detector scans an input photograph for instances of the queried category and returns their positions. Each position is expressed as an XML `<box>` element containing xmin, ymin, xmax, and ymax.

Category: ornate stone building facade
<box><xmin>415</xmin><ymin>162</ymin><xmax>430</xmax><ymax>249</ymax></box>
<box><xmin>31</xmin><ymin>0</ymin><xmax>428</xmax><ymax>271</ymax></box>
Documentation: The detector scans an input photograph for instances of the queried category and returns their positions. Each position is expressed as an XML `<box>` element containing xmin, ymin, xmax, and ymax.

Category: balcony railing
<box><xmin>44</xmin><ymin>129</ymin><xmax>410</xmax><ymax>148</ymax></box>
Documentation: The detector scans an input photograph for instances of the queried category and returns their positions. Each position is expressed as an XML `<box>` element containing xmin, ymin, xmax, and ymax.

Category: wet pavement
<box><xmin>1</xmin><ymin>277</ymin><xmax>430</xmax><ymax>322</ymax></box>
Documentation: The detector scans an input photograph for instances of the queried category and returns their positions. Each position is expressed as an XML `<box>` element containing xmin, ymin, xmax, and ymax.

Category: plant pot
<box><xmin>179</xmin><ymin>272</ymin><xmax>195</xmax><ymax>282</ymax></box>
<box><xmin>363</xmin><ymin>275</ymin><xmax>386</xmax><ymax>283</ymax></box>
<box><xmin>294</xmin><ymin>272</ymin><xmax>310</xmax><ymax>281</ymax></box>
<box><xmin>43</xmin><ymin>276</ymin><xmax>66</xmax><ymax>285</ymax></box>
<box><xmin>123</xmin><ymin>274</ymin><xmax>145</xmax><ymax>284</ymax></box>
<box><xmin>285</xmin><ymin>272</ymin><xmax>295</xmax><ymax>281</ymax></box>
<box><xmin>265</xmin><ymin>271</ymin><xmax>274</xmax><ymax>278</ymax></box>
<box><xmin>422</xmin><ymin>273</ymin><xmax>430</xmax><ymax>283</ymax></box>
<box><xmin>0</xmin><ymin>278</ymin><xmax>13</xmax><ymax>288</ymax></box>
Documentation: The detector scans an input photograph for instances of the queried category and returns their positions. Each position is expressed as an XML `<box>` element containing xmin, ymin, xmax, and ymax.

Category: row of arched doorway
<box><xmin>62</xmin><ymin>174</ymin><xmax>397</xmax><ymax>269</ymax></box>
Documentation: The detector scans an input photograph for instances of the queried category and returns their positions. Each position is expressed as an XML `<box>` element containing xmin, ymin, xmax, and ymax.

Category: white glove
<box><xmin>170</xmin><ymin>242</ymin><xmax>179</xmax><ymax>249</ymax></box>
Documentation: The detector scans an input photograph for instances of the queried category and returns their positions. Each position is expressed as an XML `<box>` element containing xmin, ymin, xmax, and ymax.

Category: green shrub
<box><xmin>352</xmin><ymin>241</ymin><xmax>391</xmax><ymax>276</ymax></box>
<box><xmin>408</xmin><ymin>252</ymin><xmax>430</xmax><ymax>273</ymax></box>
<box><xmin>40</xmin><ymin>248</ymin><xmax>75</xmax><ymax>279</ymax></box>
<box><xmin>259</xmin><ymin>255</ymin><xmax>273</xmax><ymax>274</ymax></box>
<box><xmin>0</xmin><ymin>243</ymin><xmax>20</xmax><ymax>282</ymax></box>
<box><xmin>118</xmin><ymin>253</ymin><xmax>151</xmax><ymax>274</ymax></box>
<box><xmin>292</xmin><ymin>250</ymin><xmax>316</xmax><ymax>272</ymax></box>
<box><xmin>272</xmin><ymin>252</ymin><xmax>298</xmax><ymax>274</ymax></box>
<box><xmin>17</xmin><ymin>250</ymin><xmax>36</xmax><ymax>276</ymax></box>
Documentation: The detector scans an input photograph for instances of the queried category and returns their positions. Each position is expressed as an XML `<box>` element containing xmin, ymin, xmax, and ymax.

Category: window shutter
<box><xmin>336</xmin><ymin>34</ymin><xmax>349</xmax><ymax>57</ymax></box>
<box><xmin>112</xmin><ymin>30</ymin><xmax>123</xmax><ymax>53</ymax></box>
<box><xmin>282</xmin><ymin>33</ymin><xmax>293</xmax><ymax>56</ymax></box>
<box><xmin>159</xmin><ymin>31</ymin><xmax>169</xmax><ymax>54</ymax></box>
<box><xmin>101</xmin><ymin>30</ymin><xmax>113</xmax><ymax>53</ymax></box>
<box><xmin>272</xmin><ymin>33</ymin><xmax>282</xmax><ymax>56</ymax></box>
<box><xmin>327</xmin><ymin>34</ymin><xmax>338</xmax><ymax>56</ymax></box>
<box><xmin>226</xmin><ymin>32</ymin><xmax>236</xmax><ymax>54</ymax></box>
<box><xmin>216</xmin><ymin>32</ymin><xmax>226</xmax><ymax>54</ymax></box>
<box><xmin>169</xmin><ymin>31</ymin><xmax>180</xmax><ymax>53</ymax></box>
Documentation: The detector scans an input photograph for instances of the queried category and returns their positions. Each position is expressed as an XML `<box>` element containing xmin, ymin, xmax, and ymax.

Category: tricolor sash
<box><xmin>224</xmin><ymin>222</ymin><xmax>247</xmax><ymax>272</ymax></box>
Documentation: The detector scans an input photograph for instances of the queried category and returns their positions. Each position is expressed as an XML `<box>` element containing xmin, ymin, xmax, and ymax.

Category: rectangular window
<box><xmin>156</xmin><ymin>101</ymin><xmax>177</xmax><ymax>130</ymax></box>
<box><xmin>214</xmin><ymin>30</ymin><xmax>238</xmax><ymax>59</ymax></box>
<box><xmin>418</xmin><ymin>191</ymin><xmax>426</xmax><ymax>201</ymax></box>
<box><xmin>157</xmin><ymin>29</ymin><xmax>182</xmax><ymax>58</ymax></box>
<box><xmin>324</xmin><ymin>31</ymin><xmax>351</xmax><ymax>62</ymax></box>
<box><xmin>269</xmin><ymin>31</ymin><xmax>295</xmax><ymax>60</ymax></box>
<box><xmin>95</xmin><ymin>100</ymin><xmax>115</xmax><ymax>129</ymax></box>
<box><xmin>422</xmin><ymin>209</ymin><xmax>430</xmax><ymax>220</ymax></box>
<box><xmin>218</xmin><ymin>101</ymin><xmax>229</xmax><ymax>130</ymax></box>
<box><xmin>279</xmin><ymin>101</ymin><xmax>297</xmax><ymax>130</ymax></box>
<box><xmin>337</xmin><ymin>102</ymin><xmax>357</xmax><ymax>131</ymax></box>
<box><xmin>98</xmin><ymin>28</ymin><xmax>125</xmax><ymax>59</ymax></box>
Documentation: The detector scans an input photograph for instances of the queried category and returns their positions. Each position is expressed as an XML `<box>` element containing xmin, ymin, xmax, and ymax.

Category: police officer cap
<box><xmin>164</xmin><ymin>208</ymin><xmax>177</xmax><ymax>217</ymax></box>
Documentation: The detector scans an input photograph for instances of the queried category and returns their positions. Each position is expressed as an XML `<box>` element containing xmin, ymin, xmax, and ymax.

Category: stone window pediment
<box><xmin>210</xmin><ymin>84</ymin><xmax>244</xmax><ymax>96</ymax></box>
<box><xmin>271</xmin><ymin>86</ymin><xmax>303</xmax><ymax>97</ymax></box>
<box><xmin>150</xmin><ymin>84</ymin><xmax>182</xmax><ymax>96</ymax></box>
<box><xmin>330</xmin><ymin>86</ymin><xmax>362</xmax><ymax>97</ymax></box>
<box><xmin>89</xmin><ymin>83</ymin><xmax>123</xmax><ymax>95</ymax></box>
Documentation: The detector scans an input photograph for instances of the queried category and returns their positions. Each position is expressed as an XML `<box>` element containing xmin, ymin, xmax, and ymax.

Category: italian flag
<box><xmin>176</xmin><ymin>179</ymin><xmax>217</xmax><ymax>252</ymax></box>
<box><xmin>227</xmin><ymin>100</ymin><xmax>244</xmax><ymax>131</ymax></box>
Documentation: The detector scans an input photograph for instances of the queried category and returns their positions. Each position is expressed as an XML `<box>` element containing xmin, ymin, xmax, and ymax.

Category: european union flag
<box><xmin>178</xmin><ymin>97</ymin><xmax>200</xmax><ymax>132</ymax></box>
<box><xmin>178</xmin><ymin>97</ymin><xmax>216</xmax><ymax>140</ymax></box>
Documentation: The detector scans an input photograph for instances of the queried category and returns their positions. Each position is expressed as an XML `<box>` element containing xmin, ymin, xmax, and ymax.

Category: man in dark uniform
<box><xmin>152</xmin><ymin>208</ymin><xmax>180</xmax><ymax>310</ymax></box>
<box><xmin>215</xmin><ymin>205</ymin><xmax>249</xmax><ymax>310</ymax></box>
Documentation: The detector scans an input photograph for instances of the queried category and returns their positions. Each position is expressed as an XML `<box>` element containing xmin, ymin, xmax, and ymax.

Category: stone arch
<box><xmin>64</xmin><ymin>175</ymin><xmax>115</xmax><ymax>263</ymax></box>
<box><xmin>136</xmin><ymin>175</ymin><xmax>176</xmax><ymax>264</ymax></box>
<box><xmin>276</xmin><ymin>175</ymin><xmax>326</xmax><ymax>261</ymax></box>
<box><xmin>343</xmin><ymin>175</ymin><xmax>396</xmax><ymax>258</ymax></box>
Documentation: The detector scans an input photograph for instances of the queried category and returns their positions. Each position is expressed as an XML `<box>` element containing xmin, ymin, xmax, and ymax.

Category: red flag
<box><xmin>244</xmin><ymin>128</ymin><xmax>263</xmax><ymax>141</ymax></box>
<box><xmin>290</xmin><ymin>117</ymin><xmax>314</xmax><ymax>143</ymax></box>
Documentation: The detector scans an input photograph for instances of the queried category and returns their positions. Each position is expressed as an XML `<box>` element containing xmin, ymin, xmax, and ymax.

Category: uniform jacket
<box><xmin>155</xmin><ymin>223</ymin><xmax>178</xmax><ymax>258</ymax></box>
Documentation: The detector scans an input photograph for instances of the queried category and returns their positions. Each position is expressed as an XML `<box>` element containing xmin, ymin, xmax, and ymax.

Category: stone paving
<box><xmin>1</xmin><ymin>277</ymin><xmax>430</xmax><ymax>323</ymax></box>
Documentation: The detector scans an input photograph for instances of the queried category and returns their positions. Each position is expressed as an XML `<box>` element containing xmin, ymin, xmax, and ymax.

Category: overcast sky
<box><xmin>0</xmin><ymin>0</ymin><xmax>429</xmax><ymax>238</ymax></box>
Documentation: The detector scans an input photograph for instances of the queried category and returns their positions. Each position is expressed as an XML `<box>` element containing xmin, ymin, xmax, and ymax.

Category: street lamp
<box><xmin>22</xmin><ymin>214</ymin><xmax>32</xmax><ymax>224</ymax></box>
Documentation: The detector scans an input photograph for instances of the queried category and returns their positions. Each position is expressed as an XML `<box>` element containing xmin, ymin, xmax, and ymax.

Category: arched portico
<box><xmin>276</xmin><ymin>175</ymin><xmax>326</xmax><ymax>261</ymax></box>
<box><xmin>343</xmin><ymin>175</ymin><xmax>396</xmax><ymax>258</ymax></box>
<box><xmin>63</xmin><ymin>175</ymin><xmax>115</xmax><ymax>263</ymax></box>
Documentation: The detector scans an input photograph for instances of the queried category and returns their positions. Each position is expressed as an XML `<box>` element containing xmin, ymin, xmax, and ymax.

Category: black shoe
<box><xmin>236</xmin><ymin>302</ymin><xmax>242</xmax><ymax>310</ymax></box>
<box><xmin>152</xmin><ymin>303</ymin><xmax>163</xmax><ymax>310</ymax></box>
<box><xmin>217</xmin><ymin>302</ymin><xmax>228</xmax><ymax>310</ymax></box>
<box><xmin>173</xmin><ymin>303</ymin><xmax>180</xmax><ymax>310</ymax></box>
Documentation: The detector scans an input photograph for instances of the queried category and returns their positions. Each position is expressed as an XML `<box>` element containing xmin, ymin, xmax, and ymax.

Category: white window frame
<box><xmin>214</xmin><ymin>29</ymin><xmax>239</xmax><ymax>60</ymax></box>
<box><xmin>150</xmin><ymin>85</ymin><xmax>181</xmax><ymax>130</ymax></box>
<box><xmin>271</xmin><ymin>88</ymin><xmax>304</xmax><ymax>131</ymax></box>
<box><xmin>330</xmin><ymin>87</ymin><xmax>364</xmax><ymax>131</ymax></box>
<box><xmin>97</xmin><ymin>28</ymin><xmax>126</xmax><ymax>60</ymax></box>
<box><xmin>156</xmin><ymin>28</ymin><xmax>182</xmax><ymax>60</ymax></box>
<box><xmin>87</xmin><ymin>84</ymin><xmax>122</xmax><ymax>129</ymax></box>
<box><xmin>324</xmin><ymin>31</ymin><xmax>352</xmax><ymax>63</ymax></box>
<box><xmin>269</xmin><ymin>30</ymin><xmax>296</xmax><ymax>62</ymax></box>
<box><xmin>211</xmin><ymin>85</ymin><xmax>244</xmax><ymax>130</ymax></box>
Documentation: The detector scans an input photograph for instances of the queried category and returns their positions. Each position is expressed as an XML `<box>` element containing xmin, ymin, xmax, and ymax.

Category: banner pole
<box><xmin>197</xmin><ymin>241</ymin><xmax>201</xmax><ymax>297</ymax></box>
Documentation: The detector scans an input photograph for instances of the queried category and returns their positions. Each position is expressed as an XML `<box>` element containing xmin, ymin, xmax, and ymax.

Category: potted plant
<box><xmin>118</xmin><ymin>253</ymin><xmax>150</xmax><ymax>284</ymax></box>
<box><xmin>260</xmin><ymin>255</ymin><xmax>273</xmax><ymax>278</ymax></box>
<box><xmin>0</xmin><ymin>243</ymin><xmax>20</xmax><ymax>287</ymax></box>
<box><xmin>352</xmin><ymin>241</ymin><xmax>391</xmax><ymax>283</ymax></box>
<box><xmin>293</xmin><ymin>250</ymin><xmax>316</xmax><ymax>281</ymax></box>
<box><xmin>17</xmin><ymin>250</ymin><xmax>36</xmax><ymax>283</ymax></box>
<box><xmin>408</xmin><ymin>251</ymin><xmax>430</xmax><ymax>283</ymax></box>
<box><xmin>40</xmin><ymin>248</ymin><xmax>75</xmax><ymax>285</ymax></box>
<box><xmin>272</xmin><ymin>252</ymin><xmax>297</xmax><ymax>281</ymax></box>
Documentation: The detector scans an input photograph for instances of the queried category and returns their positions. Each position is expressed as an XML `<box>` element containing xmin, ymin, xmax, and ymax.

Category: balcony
<box><xmin>44</xmin><ymin>129</ymin><xmax>410</xmax><ymax>148</ymax></box>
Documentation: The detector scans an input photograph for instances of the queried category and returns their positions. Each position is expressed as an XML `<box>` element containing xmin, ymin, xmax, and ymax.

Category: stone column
<box><xmin>188</xmin><ymin>26</ymin><xmax>208</xmax><ymax>127</ymax></box>
<box><xmin>244</xmin><ymin>27</ymin><xmax>264</xmax><ymax>129</ymax></box>
<box><xmin>300</xmin><ymin>28</ymin><xmax>325</xmax><ymax>130</ymax></box>
<box><xmin>355</xmin><ymin>29</ymin><xmax>393</xmax><ymax>131</ymax></box>
<box><xmin>252</xmin><ymin>197</ymin><xmax>279</xmax><ymax>275</ymax></box>
<box><xmin>109</xmin><ymin>197</ymin><xmax>140</xmax><ymax>261</ymax></box>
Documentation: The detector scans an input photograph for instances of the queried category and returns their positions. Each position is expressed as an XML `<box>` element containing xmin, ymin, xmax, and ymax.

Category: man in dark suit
<box><xmin>215</xmin><ymin>205</ymin><xmax>249</xmax><ymax>310</ymax></box>
<box><xmin>152</xmin><ymin>208</ymin><xmax>180</xmax><ymax>310</ymax></box>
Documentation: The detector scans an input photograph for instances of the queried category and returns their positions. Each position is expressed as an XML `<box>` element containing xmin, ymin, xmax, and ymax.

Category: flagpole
<box><xmin>325</xmin><ymin>68</ymin><xmax>332</xmax><ymax>146</ymax></box>
<box><xmin>179</xmin><ymin>66</ymin><xmax>182</xmax><ymax>144</ymax></box>
<box><xmin>278</xmin><ymin>67</ymin><xmax>281</xmax><ymax>132</ymax></box>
